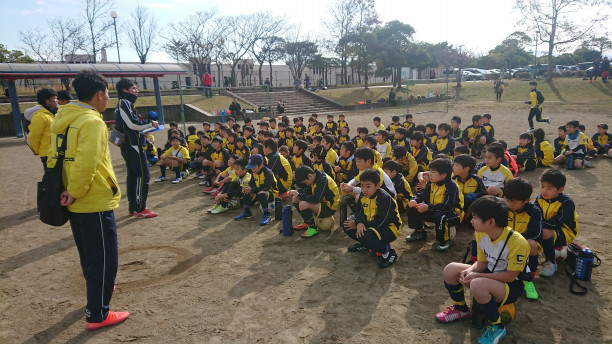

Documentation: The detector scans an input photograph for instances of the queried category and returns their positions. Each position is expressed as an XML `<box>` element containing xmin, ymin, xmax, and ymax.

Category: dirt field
<box><xmin>1</xmin><ymin>99</ymin><xmax>611</xmax><ymax>344</ymax></box>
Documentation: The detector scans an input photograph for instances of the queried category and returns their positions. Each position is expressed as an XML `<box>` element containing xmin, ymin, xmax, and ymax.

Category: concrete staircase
<box><xmin>228</xmin><ymin>89</ymin><xmax>342</xmax><ymax>116</ymax></box>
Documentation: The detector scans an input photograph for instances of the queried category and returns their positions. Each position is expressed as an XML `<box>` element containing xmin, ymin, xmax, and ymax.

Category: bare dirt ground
<box><xmin>1</xmin><ymin>99</ymin><xmax>611</xmax><ymax>344</ymax></box>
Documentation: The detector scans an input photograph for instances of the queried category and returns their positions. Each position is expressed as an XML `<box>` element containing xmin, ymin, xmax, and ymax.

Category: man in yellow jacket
<box><xmin>46</xmin><ymin>70</ymin><xmax>129</xmax><ymax>331</ymax></box>
<box><xmin>28</xmin><ymin>88</ymin><xmax>58</xmax><ymax>168</ymax></box>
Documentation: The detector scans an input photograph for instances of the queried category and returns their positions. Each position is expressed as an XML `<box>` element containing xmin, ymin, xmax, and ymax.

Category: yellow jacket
<box><xmin>47</xmin><ymin>102</ymin><xmax>121</xmax><ymax>213</ymax></box>
<box><xmin>28</xmin><ymin>107</ymin><xmax>55</xmax><ymax>157</ymax></box>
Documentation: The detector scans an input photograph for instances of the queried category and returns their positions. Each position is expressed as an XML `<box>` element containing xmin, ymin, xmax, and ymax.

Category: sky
<box><xmin>1</xmin><ymin>0</ymin><xmax>610</xmax><ymax>64</ymax></box>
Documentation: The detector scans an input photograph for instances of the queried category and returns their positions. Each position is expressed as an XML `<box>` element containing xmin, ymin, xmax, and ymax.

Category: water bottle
<box><xmin>565</xmin><ymin>154</ymin><xmax>574</xmax><ymax>170</ymax></box>
<box><xmin>274</xmin><ymin>197</ymin><xmax>283</xmax><ymax>221</ymax></box>
<box><xmin>339</xmin><ymin>203</ymin><xmax>348</xmax><ymax>225</ymax></box>
<box><xmin>281</xmin><ymin>205</ymin><xmax>293</xmax><ymax>236</ymax></box>
<box><xmin>574</xmin><ymin>248</ymin><xmax>594</xmax><ymax>281</ymax></box>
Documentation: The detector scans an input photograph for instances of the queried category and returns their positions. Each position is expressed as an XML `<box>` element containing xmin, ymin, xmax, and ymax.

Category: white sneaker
<box><xmin>583</xmin><ymin>160</ymin><xmax>593</xmax><ymax>168</ymax></box>
<box><xmin>155</xmin><ymin>176</ymin><xmax>167</xmax><ymax>183</ymax></box>
<box><xmin>546</xmin><ymin>117</ymin><xmax>552</xmax><ymax>124</ymax></box>
<box><xmin>172</xmin><ymin>177</ymin><xmax>182</xmax><ymax>184</ymax></box>
<box><xmin>541</xmin><ymin>261</ymin><xmax>558</xmax><ymax>277</ymax></box>
<box><xmin>528</xmin><ymin>128</ymin><xmax>535</xmax><ymax>133</ymax></box>
<box><xmin>208</xmin><ymin>204</ymin><xmax>220</xmax><ymax>213</ymax></box>
<box><xmin>211</xmin><ymin>205</ymin><xmax>229</xmax><ymax>214</ymax></box>
<box><xmin>199</xmin><ymin>180</ymin><xmax>209</xmax><ymax>186</ymax></box>
<box><xmin>228</xmin><ymin>198</ymin><xmax>239</xmax><ymax>209</ymax></box>
<box><xmin>198</xmin><ymin>174</ymin><xmax>207</xmax><ymax>179</ymax></box>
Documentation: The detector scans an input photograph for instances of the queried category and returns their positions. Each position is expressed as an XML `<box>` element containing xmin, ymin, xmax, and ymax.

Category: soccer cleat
<box><xmin>133</xmin><ymin>209</ymin><xmax>158</xmax><ymax>218</ymax></box>
<box><xmin>207</xmin><ymin>204</ymin><xmax>220</xmax><ymax>213</ymax></box>
<box><xmin>172</xmin><ymin>177</ymin><xmax>182</xmax><ymax>184</ymax></box>
<box><xmin>199</xmin><ymin>179</ymin><xmax>209</xmax><ymax>186</ymax></box>
<box><xmin>301</xmin><ymin>227</ymin><xmax>319</xmax><ymax>238</ymax></box>
<box><xmin>435</xmin><ymin>240</ymin><xmax>451</xmax><ymax>252</ymax></box>
<box><xmin>478</xmin><ymin>324</ymin><xmax>506</xmax><ymax>344</ymax></box>
<box><xmin>379</xmin><ymin>249</ymin><xmax>398</xmax><ymax>268</ymax></box>
<box><xmin>540</xmin><ymin>261</ymin><xmax>558</xmax><ymax>277</ymax></box>
<box><xmin>260</xmin><ymin>213</ymin><xmax>272</xmax><ymax>225</ymax></box>
<box><xmin>528</xmin><ymin>128</ymin><xmax>535</xmax><ymax>133</ymax></box>
<box><xmin>434</xmin><ymin>305</ymin><xmax>471</xmax><ymax>323</ymax></box>
<box><xmin>234</xmin><ymin>210</ymin><xmax>252</xmax><ymax>221</ymax></box>
<box><xmin>86</xmin><ymin>311</ymin><xmax>130</xmax><ymax>331</ymax></box>
<box><xmin>524</xmin><ymin>281</ymin><xmax>539</xmax><ymax>300</ymax></box>
<box><xmin>203</xmin><ymin>186</ymin><xmax>216</xmax><ymax>194</ymax></box>
<box><xmin>154</xmin><ymin>176</ymin><xmax>167</xmax><ymax>183</ymax></box>
<box><xmin>348</xmin><ymin>242</ymin><xmax>368</xmax><ymax>252</ymax></box>
<box><xmin>293</xmin><ymin>223</ymin><xmax>309</xmax><ymax>230</ymax></box>
<box><xmin>405</xmin><ymin>230</ymin><xmax>427</xmax><ymax>242</ymax></box>
<box><xmin>211</xmin><ymin>205</ymin><xmax>229</xmax><ymax>215</ymax></box>
<box><xmin>546</xmin><ymin>117</ymin><xmax>552</xmax><ymax>124</ymax></box>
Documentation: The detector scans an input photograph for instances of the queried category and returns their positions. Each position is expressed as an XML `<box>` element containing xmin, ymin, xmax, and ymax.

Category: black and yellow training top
<box><xmin>297</xmin><ymin>170</ymin><xmax>340</xmax><ymax>211</ymax></box>
<box><xmin>508</xmin><ymin>202</ymin><xmax>543</xmax><ymax>241</ymax></box>
<box><xmin>249</xmin><ymin>165</ymin><xmax>278</xmax><ymax>198</ymax></box>
<box><xmin>535</xmin><ymin>193</ymin><xmax>578</xmax><ymax>243</ymax></box>
<box><xmin>354</xmin><ymin>188</ymin><xmax>402</xmax><ymax>238</ymax></box>
<box><xmin>291</xmin><ymin>152</ymin><xmax>311</xmax><ymax>170</ymax></box>
<box><xmin>433</xmin><ymin>135</ymin><xmax>455</xmax><ymax>158</ymax></box>
<box><xmin>412</xmin><ymin>177</ymin><xmax>463</xmax><ymax>218</ymax></box>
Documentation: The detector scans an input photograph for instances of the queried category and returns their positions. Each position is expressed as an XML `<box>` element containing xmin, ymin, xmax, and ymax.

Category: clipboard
<box><xmin>142</xmin><ymin>124</ymin><xmax>164</xmax><ymax>133</ymax></box>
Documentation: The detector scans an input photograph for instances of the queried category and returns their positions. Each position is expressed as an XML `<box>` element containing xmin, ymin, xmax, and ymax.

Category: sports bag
<box><xmin>37</xmin><ymin>128</ymin><xmax>70</xmax><ymax>226</ymax></box>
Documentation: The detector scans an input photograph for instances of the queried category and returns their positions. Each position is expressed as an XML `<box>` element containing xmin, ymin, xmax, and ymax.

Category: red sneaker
<box><xmin>133</xmin><ymin>209</ymin><xmax>158</xmax><ymax>218</ymax></box>
<box><xmin>203</xmin><ymin>186</ymin><xmax>216</xmax><ymax>194</ymax></box>
<box><xmin>210</xmin><ymin>190</ymin><xmax>221</xmax><ymax>197</ymax></box>
<box><xmin>434</xmin><ymin>305</ymin><xmax>471</xmax><ymax>323</ymax></box>
<box><xmin>86</xmin><ymin>311</ymin><xmax>130</xmax><ymax>331</ymax></box>
<box><xmin>293</xmin><ymin>223</ymin><xmax>308</xmax><ymax>230</ymax></box>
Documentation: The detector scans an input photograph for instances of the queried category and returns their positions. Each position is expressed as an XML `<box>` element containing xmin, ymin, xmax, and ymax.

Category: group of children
<box><xmin>144</xmin><ymin>112</ymin><xmax>594</xmax><ymax>344</ymax></box>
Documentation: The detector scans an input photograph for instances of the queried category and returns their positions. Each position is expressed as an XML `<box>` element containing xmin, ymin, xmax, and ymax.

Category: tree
<box><xmin>326</xmin><ymin>0</ymin><xmax>359</xmax><ymax>85</ymax></box>
<box><xmin>127</xmin><ymin>4</ymin><xmax>159</xmax><ymax>89</ymax></box>
<box><xmin>83</xmin><ymin>0</ymin><xmax>115</xmax><ymax>63</ymax></box>
<box><xmin>285</xmin><ymin>41</ymin><xmax>318</xmax><ymax>80</ymax></box>
<box><xmin>515</xmin><ymin>0</ymin><xmax>610</xmax><ymax>81</ymax></box>
<box><xmin>262</xmin><ymin>36</ymin><xmax>286</xmax><ymax>87</ymax></box>
<box><xmin>49</xmin><ymin>18</ymin><xmax>87</xmax><ymax>63</ymax></box>
<box><xmin>0</xmin><ymin>44</ymin><xmax>34</xmax><ymax>63</ymax></box>
<box><xmin>376</xmin><ymin>20</ymin><xmax>414</xmax><ymax>87</ymax></box>
<box><xmin>587</xmin><ymin>35</ymin><xmax>612</xmax><ymax>56</ymax></box>
<box><xmin>248</xmin><ymin>13</ymin><xmax>286</xmax><ymax>86</ymax></box>
<box><xmin>223</xmin><ymin>14</ymin><xmax>259</xmax><ymax>87</ymax></box>
<box><xmin>18</xmin><ymin>29</ymin><xmax>53</xmax><ymax>63</ymax></box>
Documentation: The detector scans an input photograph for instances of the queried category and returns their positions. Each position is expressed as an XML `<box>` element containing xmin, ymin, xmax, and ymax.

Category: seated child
<box><xmin>186</xmin><ymin>125</ymin><xmax>198</xmax><ymax>152</ymax></box>
<box><xmin>362</xmin><ymin>136</ymin><xmax>384</xmax><ymax>167</ymax></box>
<box><xmin>536</xmin><ymin>169</ymin><xmax>579</xmax><ymax>277</ymax></box>
<box><xmin>337</xmin><ymin>113</ymin><xmax>348</xmax><ymax>130</ymax></box>
<box><xmin>533</xmin><ymin>128</ymin><xmax>554</xmax><ymax>167</ymax></box>
<box><xmin>325</xmin><ymin>114</ymin><xmax>338</xmax><ymax>135</ymax></box>
<box><xmin>392</xmin><ymin>145</ymin><xmax>418</xmax><ymax>185</ymax></box>
<box><xmin>508</xmin><ymin>133</ymin><xmax>537</xmax><ymax>172</ymax></box>
<box><xmin>578</xmin><ymin>124</ymin><xmax>596</xmax><ymax>157</ymax></box>
<box><xmin>334</xmin><ymin>141</ymin><xmax>358</xmax><ymax>184</ymax></box>
<box><xmin>202</xmin><ymin>122</ymin><xmax>214</xmax><ymax>140</ymax></box>
<box><xmin>290</xmin><ymin>139</ymin><xmax>311</xmax><ymax>171</ymax></box>
<box><xmin>553</xmin><ymin>120</ymin><xmax>589</xmax><ymax>169</ymax></box>
<box><xmin>279</xmin><ymin>145</ymin><xmax>290</xmax><ymax>159</ymax></box>
<box><xmin>234</xmin><ymin>154</ymin><xmax>278</xmax><ymax>225</ymax></box>
<box><xmin>243</xmin><ymin>126</ymin><xmax>258</xmax><ymax>148</ymax></box>
<box><xmin>375</xmin><ymin>130</ymin><xmax>393</xmax><ymax>161</ymax></box>
<box><xmin>225</xmin><ymin>132</ymin><xmax>237</xmax><ymax>154</ymax></box>
<box><xmin>410</xmin><ymin>132</ymin><xmax>432</xmax><ymax>172</ymax></box>
<box><xmin>478</xmin><ymin>145</ymin><xmax>513</xmax><ymax>197</ymax></box>
<box><xmin>310</xmin><ymin>135</ymin><xmax>323</xmax><ymax>150</ymax></box>
<box><xmin>341</xmin><ymin>147</ymin><xmax>397</xmax><ymax>199</ymax></box>
<box><xmin>461</xmin><ymin>115</ymin><xmax>488</xmax><ymax>158</ymax></box>
<box><xmin>232</xmin><ymin>123</ymin><xmax>242</xmax><ymax>137</ymax></box>
<box><xmin>373</xmin><ymin>116</ymin><xmax>384</xmax><ymax>134</ymax></box>
<box><xmin>387</xmin><ymin>115</ymin><xmax>402</xmax><ymax>133</ymax></box>
<box><xmin>352</xmin><ymin>126</ymin><xmax>368</xmax><ymax>148</ymax></box>
<box><xmin>454</xmin><ymin>145</ymin><xmax>470</xmax><ymax>156</ymax></box>
<box><xmin>210</xmin><ymin>157</ymin><xmax>252</xmax><ymax>214</ymax></box>
<box><xmin>322</xmin><ymin>135</ymin><xmax>339</xmax><ymax>165</ymax></box>
<box><xmin>143</xmin><ymin>132</ymin><xmax>158</xmax><ymax>166</ymax></box>
<box><xmin>290</xmin><ymin>165</ymin><xmax>340</xmax><ymax>238</ymax></box>
<box><xmin>269</xmin><ymin>118</ymin><xmax>278</xmax><ymax>137</ymax></box>
<box><xmin>496</xmin><ymin>141</ymin><xmax>519</xmax><ymax>177</ymax></box>
<box><xmin>382</xmin><ymin>160</ymin><xmax>413</xmax><ymax>214</ymax></box>
<box><xmin>276</xmin><ymin>121</ymin><xmax>287</xmax><ymax>139</ymax></box>
<box><xmin>592</xmin><ymin>123</ymin><xmax>612</xmax><ymax>156</ymax></box>
<box><xmin>233</xmin><ymin>136</ymin><xmax>250</xmax><ymax>159</ymax></box>
<box><xmin>482</xmin><ymin>113</ymin><xmax>496</xmax><ymax>144</ymax></box>
<box><xmin>251</xmin><ymin>143</ymin><xmax>264</xmax><ymax>156</ymax></box>
<box><xmin>425</xmin><ymin>123</ymin><xmax>438</xmax><ymax>144</ymax></box>
<box><xmin>201</xmin><ymin>136</ymin><xmax>230</xmax><ymax>187</ymax></box>
<box><xmin>337</xmin><ymin>126</ymin><xmax>351</xmax><ymax>146</ymax></box>
<box><xmin>191</xmin><ymin>139</ymin><xmax>208</xmax><ymax>178</ymax></box>
<box><xmin>403</xmin><ymin>114</ymin><xmax>415</xmax><ymax>135</ymax></box>
<box><xmin>405</xmin><ymin>158</ymin><xmax>463</xmax><ymax>251</ymax></box>
<box><xmin>156</xmin><ymin>136</ymin><xmax>190</xmax><ymax>184</ymax></box>
<box><xmin>342</xmin><ymin>169</ymin><xmax>401</xmax><ymax>268</ymax></box>
<box><xmin>206</xmin><ymin>154</ymin><xmax>238</xmax><ymax>196</ymax></box>
<box><xmin>553</xmin><ymin>125</ymin><xmax>567</xmax><ymax>157</ymax></box>
<box><xmin>450</xmin><ymin>116</ymin><xmax>463</xmax><ymax>143</ymax></box>
<box><xmin>311</xmin><ymin>144</ymin><xmax>335</xmax><ymax>179</ymax></box>
<box><xmin>242</xmin><ymin>117</ymin><xmax>254</xmax><ymax>133</ymax></box>
<box><xmin>414</xmin><ymin>125</ymin><xmax>433</xmax><ymax>149</ymax></box>
<box><xmin>263</xmin><ymin>138</ymin><xmax>293</xmax><ymax>197</ymax></box>
<box><xmin>434</xmin><ymin>196</ymin><xmax>529</xmax><ymax>344</ymax></box>
<box><xmin>452</xmin><ymin>154</ymin><xmax>486</xmax><ymax>219</ymax></box>
<box><xmin>278</xmin><ymin>127</ymin><xmax>295</xmax><ymax>150</ymax></box>
<box><xmin>393</xmin><ymin>127</ymin><xmax>410</xmax><ymax>147</ymax></box>
<box><xmin>433</xmin><ymin>123</ymin><xmax>455</xmax><ymax>159</ymax></box>
<box><xmin>293</xmin><ymin>117</ymin><xmax>307</xmax><ymax>140</ymax></box>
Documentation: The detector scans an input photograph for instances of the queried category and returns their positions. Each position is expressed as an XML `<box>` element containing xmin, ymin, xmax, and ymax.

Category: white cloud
<box><xmin>20</xmin><ymin>9</ymin><xmax>33</xmax><ymax>15</ymax></box>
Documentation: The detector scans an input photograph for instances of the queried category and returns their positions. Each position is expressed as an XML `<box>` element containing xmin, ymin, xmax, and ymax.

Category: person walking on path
<box><xmin>590</xmin><ymin>57</ymin><xmax>601</xmax><ymax>82</ymax></box>
<box><xmin>202</xmin><ymin>71</ymin><xmax>213</xmax><ymax>98</ymax></box>
<box><xmin>114</xmin><ymin>78</ymin><xmax>159</xmax><ymax>218</ymax></box>
<box><xmin>48</xmin><ymin>70</ymin><xmax>130</xmax><ymax>331</ymax></box>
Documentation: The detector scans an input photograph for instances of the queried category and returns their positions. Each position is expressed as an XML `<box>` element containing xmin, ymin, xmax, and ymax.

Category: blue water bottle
<box><xmin>574</xmin><ymin>248</ymin><xmax>594</xmax><ymax>281</ymax></box>
<box><xmin>565</xmin><ymin>154</ymin><xmax>574</xmax><ymax>170</ymax></box>
<box><xmin>281</xmin><ymin>205</ymin><xmax>293</xmax><ymax>236</ymax></box>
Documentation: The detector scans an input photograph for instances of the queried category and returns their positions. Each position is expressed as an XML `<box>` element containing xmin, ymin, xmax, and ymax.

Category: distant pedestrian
<box><xmin>202</xmin><ymin>71</ymin><xmax>213</xmax><ymax>98</ymax></box>
<box><xmin>601</xmin><ymin>56</ymin><xmax>610</xmax><ymax>83</ymax></box>
<box><xmin>589</xmin><ymin>57</ymin><xmax>601</xmax><ymax>82</ymax></box>
<box><xmin>294</xmin><ymin>77</ymin><xmax>302</xmax><ymax>92</ymax></box>
<box><xmin>495</xmin><ymin>80</ymin><xmax>504</xmax><ymax>102</ymax></box>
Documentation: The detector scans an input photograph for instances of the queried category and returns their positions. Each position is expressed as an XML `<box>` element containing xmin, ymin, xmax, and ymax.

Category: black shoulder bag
<box><xmin>37</xmin><ymin>128</ymin><xmax>70</xmax><ymax>226</ymax></box>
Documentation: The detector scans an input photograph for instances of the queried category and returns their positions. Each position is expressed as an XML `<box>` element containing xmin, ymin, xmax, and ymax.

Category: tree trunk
<box><xmin>258</xmin><ymin>62</ymin><xmax>263</xmax><ymax>85</ymax></box>
<box><xmin>269</xmin><ymin>60</ymin><xmax>274</xmax><ymax>87</ymax></box>
<box><xmin>142</xmin><ymin>77</ymin><xmax>148</xmax><ymax>90</ymax></box>
<box><xmin>546</xmin><ymin>42</ymin><xmax>554</xmax><ymax>81</ymax></box>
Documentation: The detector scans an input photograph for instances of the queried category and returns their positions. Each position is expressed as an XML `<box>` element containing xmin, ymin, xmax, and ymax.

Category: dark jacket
<box><xmin>114</xmin><ymin>92</ymin><xmax>153</xmax><ymax>146</ymax></box>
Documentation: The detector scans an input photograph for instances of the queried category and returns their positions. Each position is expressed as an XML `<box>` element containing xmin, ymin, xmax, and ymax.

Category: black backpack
<box><xmin>37</xmin><ymin>129</ymin><xmax>70</xmax><ymax>226</ymax></box>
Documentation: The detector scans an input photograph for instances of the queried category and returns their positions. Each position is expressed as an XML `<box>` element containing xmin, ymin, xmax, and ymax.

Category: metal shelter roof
<box><xmin>0</xmin><ymin>63</ymin><xmax>186</xmax><ymax>80</ymax></box>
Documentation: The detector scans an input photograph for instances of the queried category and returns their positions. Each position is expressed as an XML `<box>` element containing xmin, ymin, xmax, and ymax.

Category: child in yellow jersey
<box><xmin>410</xmin><ymin>132</ymin><xmax>432</xmax><ymax>172</ymax></box>
<box><xmin>592</xmin><ymin>123</ymin><xmax>612</xmax><ymax>156</ymax></box>
<box><xmin>352</xmin><ymin>127</ymin><xmax>368</xmax><ymax>148</ymax></box>
<box><xmin>279</xmin><ymin>145</ymin><xmax>290</xmax><ymax>160</ymax></box>
<box><xmin>392</xmin><ymin>145</ymin><xmax>418</xmax><ymax>185</ymax></box>
<box><xmin>387</xmin><ymin>115</ymin><xmax>402</xmax><ymax>133</ymax></box>
<box><xmin>290</xmin><ymin>165</ymin><xmax>340</xmax><ymax>238</ymax></box>
<box><xmin>403</xmin><ymin>114</ymin><xmax>415</xmax><ymax>135</ymax></box>
<box><xmin>393</xmin><ymin>127</ymin><xmax>410</xmax><ymax>147</ymax></box>
<box><xmin>337</xmin><ymin>126</ymin><xmax>351</xmax><ymax>147</ymax></box>
<box><xmin>461</xmin><ymin>114</ymin><xmax>488</xmax><ymax>158</ymax></box>
<box><xmin>293</xmin><ymin>117</ymin><xmax>307</xmax><ymax>140</ymax></box>
<box><xmin>186</xmin><ymin>125</ymin><xmax>198</xmax><ymax>151</ymax></box>
<box><xmin>425</xmin><ymin>123</ymin><xmax>438</xmax><ymax>144</ymax></box>
<box><xmin>311</xmin><ymin>145</ymin><xmax>335</xmax><ymax>179</ymax></box>
<box><xmin>536</xmin><ymin>169</ymin><xmax>578</xmax><ymax>277</ymax></box>
<box><xmin>435</xmin><ymin>196</ymin><xmax>529</xmax><ymax>344</ymax></box>
<box><xmin>278</xmin><ymin>127</ymin><xmax>295</xmax><ymax>150</ymax></box>
<box><xmin>337</xmin><ymin>113</ymin><xmax>348</xmax><ymax>130</ymax></box>
<box><xmin>478</xmin><ymin>145</ymin><xmax>513</xmax><ymax>197</ymax></box>
<box><xmin>290</xmin><ymin>139</ymin><xmax>312</xmax><ymax>172</ymax></box>
<box><xmin>554</xmin><ymin>120</ymin><xmax>589</xmax><ymax>169</ymax></box>
<box><xmin>382</xmin><ymin>160</ymin><xmax>413</xmax><ymax>214</ymax></box>
<box><xmin>452</xmin><ymin>154</ymin><xmax>486</xmax><ymax>221</ymax></box>
<box><xmin>525</xmin><ymin>81</ymin><xmax>550</xmax><ymax>132</ymax></box>
<box><xmin>373</xmin><ymin>116</ymin><xmax>385</xmax><ymax>133</ymax></box>
<box><xmin>362</xmin><ymin>136</ymin><xmax>384</xmax><ymax>167</ymax></box>
<box><xmin>234</xmin><ymin>154</ymin><xmax>278</xmax><ymax>225</ymax></box>
<box><xmin>156</xmin><ymin>136</ymin><xmax>190</xmax><ymax>184</ymax></box>
<box><xmin>322</xmin><ymin>135</ymin><xmax>338</xmax><ymax>165</ymax></box>
<box><xmin>405</xmin><ymin>158</ymin><xmax>463</xmax><ymax>251</ymax></box>
<box><xmin>263</xmin><ymin>139</ymin><xmax>293</xmax><ymax>196</ymax></box>
<box><xmin>482</xmin><ymin>114</ymin><xmax>496</xmax><ymax>144</ymax></box>
<box><xmin>433</xmin><ymin>123</ymin><xmax>455</xmax><ymax>159</ymax></box>
<box><xmin>375</xmin><ymin>130</ymin><xmax>393</xmax><ymax>160</ymax></box>
<box><xmin>210</xmin><ymin>157</ymin><xmax>252</xmax><ymax>214</ymax></box>
<box><xmin>325</xmin><ymin>114</ymin><xmax>338</xmax><ymax>135</ymax></box>
<box><xmin>532</xmin><ymin>128</ymin><xmax>554</xmax><ymax>167</ymax></box>
<box><xmin>207</xmin><ymin>154</ymin><xmax>239</xmax><ymax>196</ymax></box>
<box><xmin>578</xmin><ymin>124</ymin><xmax>596</xmax><ymax>157</ymax></box>
<box><xmin>233</xmin><ymin>136</ymin><xmax>250</xmax><ymax>159</ymax></box>
<box><xmin>342</xmin><ymin>168</ymin><xmax>401</xmax><ymax>268</ymax></box>
<box><xmin>508</xmin><ymin>132</ymin><xmax>537</xmax><ymax>172</ymax></box>
<box><xmin>334</xmin><ymin>141</ymin><xmax>358</xmax><ymax>184</ymax></box>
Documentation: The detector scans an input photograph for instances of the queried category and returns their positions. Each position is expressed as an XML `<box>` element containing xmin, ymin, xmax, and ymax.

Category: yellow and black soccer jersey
<box><xmin>535</xmin><ymin>140</ymin><xmax>554</xmax><ymax>166</ymax></box>
<box><xmin>508</xmin><ymin>202</ymin><xmax>542</xmax><ymax>241</ymax></box>
<box><xmin>278</xmin><ymin>136</ymin><xmax>295</xmax><ymax>150</ymax></box>
<box><xmin>592</xmin><ymin>132</ymin><xmax>612</xmax><ymax>148</ymax></box>
<box><xmin>336</xmin><ymin>155</ymin><xmax>358</xmax><ymax>182</ymax></box>
<box><xmin>244</xmin><ymin>135</ymin><xmax>258</xmax><ymax>149</ymax></box>
<box><xmin>233</xmin><ymin>146</ymin><xmax>250</xmax><ymax>159</ymax></box>
<box><xmin>461</xmin><ymin>124</ymin><xmax>488</xmax><ymax>142</ymax></box>
<box><xmin>391</xmin><ymin>173</ymin><xmax>413</xmax><ymax>209</ymax></box>
<box><xmin>453</xmin><ymin>174</ymin><xmax>486</xmax><ymax>201</ymax></box>
<box><xmin>186</xmin><ymin>134</ymin><xmax>198</xmax><ymax>152</ymax></box>
<box><xmin>373</xmin><ymin>123</ymin><xmax>385</xmax><ymax>134</ymax></box>
<box><xmin>221</xmin><ymin>166</ymin><xmax>236</xmax><ymax>179</ymax></box>
<box><xmin>224</xmin><ymin>140</ymin><xmax>236</xmax><ymax>154</ymax></box>
<box><xmin>338</xmin><ymin>134</ymin><xmax>350</xmax><ymax>145</ymax></box>
<box><xmin>387</xmin><ymin>123</ymin><xmax>402</xmax><ymax>132</ymax></box>
<box><xmin>291</xmin><ymin>152</ymin><xmax>311</xmax><ymax>170</ymax></box>
<box><xmin>294</xmin><ymin>124</ymin><xmax>307</xmax><ymax>137</ymax></box>
<box><xmin>476</xmin><ymin>226</ymin><xmax>529</xmax><ymax>275</ymax></box>
<box><xmin>312</xmin><ymin>159</ymin><xmax>335</xmax><ymax>179</ymax></box>
<box><xmin>449</xmin><ymin>128</ymin><xmax>462</xmax><ymax>141</ymax></box>
<box><xmin>535</xmin><ymin>193</ymin><xmax>578</xmax><ymax>244</ymax></box>
<box><xmin>265</xmin><ymin>152</ymin><xmax>293</xmax><ymax>192</ymax></box>
<box><xmin>354</xmin><ymin>188</ymin><xmax>402</xmax><ymax>238</ymax></box>
<box><xmin>561</xmin><ymin>131</ymin><xmax>589</xmax><ymax>155</ymax></box>
<box><xmin>231</xmin><ymin>171</ymin><xmax>251</xmax><ymax>187</ymax></box>
<box><xmin>326</xmin><ymin>148</ymin><xmax>338</xmax><ymax>166</ymax></box>
<box><xmin>393</xmin><ymin>138</ymin><xmax>409</xmax><ymax>147</ymax></box>
<box><xmin>162</xmin><ymin>145</ymin><xmax>190</xmax><ymax>160</ymax></box>
<box><xmin>248</xmin><ymin>165</ymin><xmax>278</xmax><ymax>198</ymax></box>
<box><xmin>297</xmin><ymin>170</ymin><xmax>340</xmax><ymax>212</ymax></box>
<box><xmin>403</xmin><ymin>121</ymin><xmax>415</xmax><ymax>135</ymax></box>
<box><xmin>208</xmin><ymin>147</ymin><xmax>230</xmax><ymax>164</ymax></box>
<box><xmin>352</xmin><ymin>135</ymin><xmax>365</xmax><ymax>148</ymax></box>
<box><xmin>277</xmin><ymin>130</ymin><xmax>286</xmax><ymax>140</ymax></box>
<box><xmin>393</xmin><ymin>153</ymin><xmax>418</xmax><ymax>183</ymax></box>
<box><xmin>508</xmin><ymin>145</ymin><xmax>536</xmax><ymax>166</ymax></box>
<box><xmin>308</xmin><ymin>124</ymin><xmax>317</xmax><ymax>135</ymax></box>
<box><xmin>412</xmin><ymin>178</ymin><xmax>464</xmax><ymax>218</ymax></box>
<box><xmin>530</xmin><ymin>89</ymin><xmax>544</xmax><ymax>110</ymax></box>
<box><xmin>478</xmin><ymin>165</ymin><xmax>513</xmax><ymax>189</ymax></box>
<box><xmin>483</xmin><ymin>124</ymin><xmax>495</xmax><ymax>139</ymax></box>
<box><xmin>433</xmin><ymin>135</ymin><xmax>455</xmax><ymax>158</ymax></box>
<box><xmin>373</xmin><ymin>149</ymin><xmax>384</xmax><ymax>167</ymax></box>
<box><xmin>376</xmin><ymin>141</ymin><xmax>393</xmax><ymax>159</ymax></box>
<box><xmin>411</xmin><ymin>143</ymin><xmax>432</xmax><ymax>171</ymax></box>
<box><xmin>325</xmin><ymin>121</ymin><xmax>338</xmax><ymax>135</ymax></box>
<box><xmin>337</xmin><ymin>120</ymin><xmax>348</xmax><ymax>129</ymax></box>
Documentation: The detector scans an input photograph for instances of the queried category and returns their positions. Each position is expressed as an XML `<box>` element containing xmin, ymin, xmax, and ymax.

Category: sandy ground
<box><xmin>1</xmin><ymin>99</ymin><xmax>611</xmax><ymax>344</ymax></box>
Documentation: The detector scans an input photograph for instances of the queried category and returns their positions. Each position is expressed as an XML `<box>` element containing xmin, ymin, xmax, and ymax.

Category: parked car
<box><xmin>461</xmin><ymin>70</ymin><xmax>481</xmax><ymax>81</ymax></box>
<box><xmin>578</xmin><ymin>62</ymin><xmax>593</xmax><ymax>71</ymax></box>
<box><xmin>462</xmin><ymin>68</ymin><xmax>485</xmax><ymax>80</ymax></box>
